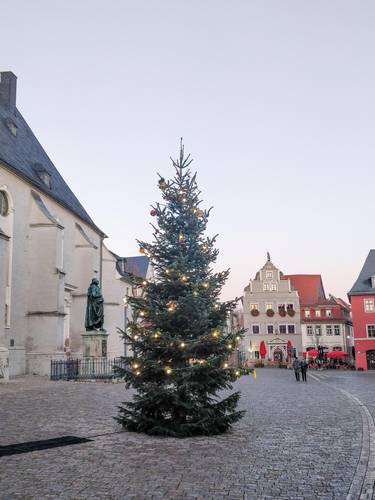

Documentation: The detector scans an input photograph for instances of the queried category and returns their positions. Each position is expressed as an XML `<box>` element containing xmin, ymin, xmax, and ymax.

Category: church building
<box><xmin>242</xmin><ymin>254</ymin><xmax>302</xmax><ymax>363</ymax></box>
<box><xmin>0</xmin><ymin>71</ymin><xmax>149</xmax><ymax>377</ymax></box>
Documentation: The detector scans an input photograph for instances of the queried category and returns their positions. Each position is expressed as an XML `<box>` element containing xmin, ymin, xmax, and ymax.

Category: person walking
<box><xmin>293</xmin><ymin>357</ymin><xmax>301</xmax><ymax>382</ymax></box>
<box><xmin>301</xmin><ymin>359</ymin><xmax>308</xmax><ymax>382</ymax></box>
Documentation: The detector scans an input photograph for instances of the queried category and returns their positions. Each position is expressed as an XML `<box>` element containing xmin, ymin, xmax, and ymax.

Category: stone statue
<box><xmin>85</xmin><ymin>278</ymin><xmax>105</xmax><ymax>331</ymax></box>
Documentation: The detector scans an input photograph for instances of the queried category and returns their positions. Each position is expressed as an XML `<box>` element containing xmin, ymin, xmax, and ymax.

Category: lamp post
<box><xmin>123</xmin><ymin>296</ymin><xmax>128</xmax><ymax>357</ymax></box>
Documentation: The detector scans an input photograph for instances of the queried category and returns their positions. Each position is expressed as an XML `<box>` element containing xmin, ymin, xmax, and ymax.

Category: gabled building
<box><xmin>284</xmin><ymin>274</ymin><xmax>352</xmax><ymax>356</ymax></box>
<box><xmin>0</xmin><ymin>71</ymin><xmax>142</xmax><ymax>377</ymax></box>
<box><xmin>348</xmin><ymin>250</ymin><xmax>375</xmax><ymax>370</ymax></box>
<box><xmin>242</xmin><ymin>254</ymin><xmax>302</xmax><ymax>363</ymax></box>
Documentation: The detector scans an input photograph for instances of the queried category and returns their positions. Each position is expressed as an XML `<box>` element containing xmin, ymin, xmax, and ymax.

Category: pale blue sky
<box><xmin>1</xmin><ymin>1</ymin><xmax>374</xmax><ymax>301</ymax></box>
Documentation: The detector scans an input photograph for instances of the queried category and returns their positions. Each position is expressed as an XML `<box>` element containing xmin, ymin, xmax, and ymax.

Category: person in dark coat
<box><xmin>301</xmin><ymin>359</ymin><xmax>308</xmax><ymax>382</ymax></box>
<box><xmin>293</xmin><ymin>358</ymin><xmax>301</xmax><ymax>382</ymax></box>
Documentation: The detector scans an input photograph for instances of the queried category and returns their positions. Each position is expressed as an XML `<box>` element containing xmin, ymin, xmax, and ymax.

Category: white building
<box><xmin>242</xmin><ymin>254</ymin><xmax>303</xmax><ymax>363</ymax></box>
<box><xmin>0</xmin><ymin>71</ymin><xmax>150</xmax><ymax>377</ymax></box>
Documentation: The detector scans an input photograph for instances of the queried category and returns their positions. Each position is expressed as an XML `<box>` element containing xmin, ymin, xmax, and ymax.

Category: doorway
<box><xmin>366</xmin><ymin>350</ymin><xmax>375</xmax><ymax>370</ymax></box>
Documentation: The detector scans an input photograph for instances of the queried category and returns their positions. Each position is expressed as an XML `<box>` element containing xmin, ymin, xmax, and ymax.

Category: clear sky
<box><xmin>1</xmin><ymin>1</ymin><xmax>374</xmax><ymax>301</ymax></box>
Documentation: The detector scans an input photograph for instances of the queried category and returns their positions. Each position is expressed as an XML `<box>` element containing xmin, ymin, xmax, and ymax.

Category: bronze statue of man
<box><xmin>85</xmin><ymin>278</ymin><xmax>105</xmax><ymax>331</ymax></box>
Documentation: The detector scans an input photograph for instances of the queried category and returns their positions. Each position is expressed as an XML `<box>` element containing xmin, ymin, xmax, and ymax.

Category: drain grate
<box><xmin>0</xmin><ymin>435</ymin><xmax>93</xmax><ymax>457</ymax></box>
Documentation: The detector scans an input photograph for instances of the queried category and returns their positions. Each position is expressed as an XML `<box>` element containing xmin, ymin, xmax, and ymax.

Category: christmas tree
<box><xmin>116</xmin><ymin>141</ymin><xmax>246</xmax><ymax>437</ymax></box>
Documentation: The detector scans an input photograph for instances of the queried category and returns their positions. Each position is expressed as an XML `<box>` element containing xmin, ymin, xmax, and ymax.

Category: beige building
<box><xmin>242</xmin><ymin>254</ymin><xmax>303</xmax><ymax>363</ymax></box>
<box><xmin>0</xmin><ymin>71</ymin><xmax>150</xmax><ymax>378</ymax></box>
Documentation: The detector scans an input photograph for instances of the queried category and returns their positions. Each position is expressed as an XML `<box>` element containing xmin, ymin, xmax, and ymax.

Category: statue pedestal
<box><xmin>0</xmin><ymin>346</ymin><xmax>10</xmax><ymax>382</ymax></box>
<box><xmin>81</xmin><ymin>331</ymin><xmax>109</xmax><ymax>359</ymax></box>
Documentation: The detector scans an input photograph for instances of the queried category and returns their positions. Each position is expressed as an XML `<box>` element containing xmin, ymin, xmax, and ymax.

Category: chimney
<box><xmin>0</xmin><ymin>72</ymin><xmax>17</xmax><ymax>113</ymax></box>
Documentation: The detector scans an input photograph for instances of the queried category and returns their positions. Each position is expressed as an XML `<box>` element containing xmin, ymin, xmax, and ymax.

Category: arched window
<box><xmin>0</xmin><ymin>190</ymin><xmax>9</xmax><ymax>217</ymax></box>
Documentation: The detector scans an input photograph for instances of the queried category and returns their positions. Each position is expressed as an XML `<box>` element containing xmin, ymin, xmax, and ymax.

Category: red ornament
<box><xmin>150</xmin><ymin>209</ymin><xmax>157</xmax><ymax>216</ymax></box>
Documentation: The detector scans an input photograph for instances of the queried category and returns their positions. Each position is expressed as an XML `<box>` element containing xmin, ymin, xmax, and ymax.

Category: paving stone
<box><xmin>0</xmin><ymin>370</ymin><xmax>373</xmax><ymax>499</ymax></box>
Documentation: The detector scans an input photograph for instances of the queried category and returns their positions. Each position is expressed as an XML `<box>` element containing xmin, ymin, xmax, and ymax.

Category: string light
<box><xmin>133</xmin><ymin>363</ymin><xmax>139</xmax><ymax>369</ymax></box>
<box><xmin>228</xmin><ymin>344</ymin><xmax>233</xmax><ymax>349</ymax></box>
<box><xmin>236</xmin><ymin>336</ymin><xmax>240</xmax><ymax>341</ymax></box>
<box><xmin>214</xmin><ymin>304</ymin><xmax>220</xmax><ymax>310</ymax></box>
<box><xmin>182</xmin><ymin>197</ymin><xmax>187</xmax><ymax>203</ymax></box>
<box><xmin>235</xmin><ymin>370</ymin><xmax>240</xmax><ymax>376</ymax></box>
<box><xmin>136</xmin><ymin>371</ymin><xmax>141</xmax><ymax>376</ymax></box>
<box><xmin>167</xmin><ymin>301</ymin><xmax>177</xmax><ymax>312</ymax></box>
<box><xmin>193</xmin><ymin>291</ymin><xmax>198</xmax><ymax>297</ymax></box>
<box><xmin>142</xmin><ymin>280</ymin><xmax>147</xmax><ymax>286</ymax></box>
<box><xmin>179</xmin><ymin>233</ymin><xmax>185</xmax><ymax>242</ymax></box>
<box><xmin>212</xmin><ymin>330</ymin><xmax>219</xmax><ymax>338</ymax></box>
<box><xmin>181</xmin><ymin>275</ymin><xmax>188</xmax><ymax>282</ymax></box>
<box><xmin>140</xmin><ymin>311</ymin><xmax>145</xmax><ymax>317</ymax></box>
<box><xmin>202</xmin><ymin>244</ymin><xmax>208</xmax><ymax>251</ymax></box>
<box><xmin>202</xmin><ymin>282</ymin><xmax>209</xmax><ymax>289</ymax></box>
<box><xmin>154</xmin><ymin>331</ymin><xmax>161</xmax><ymax>338</ymax></box>
<box><xmin>180</xmin><ymin>342</ymin><xmax>185</xmax><ymax>348</ymax></box>
<box><xmin>224</xmin><ymin>363</ymin><xmax>228</xmax><ymax>368</ymax></box>
<box><xmin>165</xmin><ymin>367</ymin><xmax>172</xmax><ymax>375</ymax></box>
<box><xmin>134</xmin><ymin>335</ymin><xmax>139</xmax><ymax>340</ymax></box>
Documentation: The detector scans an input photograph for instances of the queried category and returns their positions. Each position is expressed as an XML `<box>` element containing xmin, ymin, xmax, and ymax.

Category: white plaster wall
<box><xmin>101</xmin><ymin>245</ymin><xmax>130</xmax><ymax>358</ymax></box>
<box><xmin>0</xmin><ymin>164</ymin><xmax>102</xmax><ymax>374</ymax></box>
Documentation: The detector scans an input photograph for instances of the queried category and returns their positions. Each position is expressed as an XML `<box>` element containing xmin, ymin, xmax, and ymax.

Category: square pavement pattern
<box><xmin>0</xmin><ymin>369</ymin><xmax>374</xmax><ymax>499</ymax></box>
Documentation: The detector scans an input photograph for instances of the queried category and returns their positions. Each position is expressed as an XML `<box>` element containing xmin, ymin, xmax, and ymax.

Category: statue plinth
<box><xmin>81</xmin><ymin>330</ymin><xmax>109</xmax><ymax>359</ymax></box>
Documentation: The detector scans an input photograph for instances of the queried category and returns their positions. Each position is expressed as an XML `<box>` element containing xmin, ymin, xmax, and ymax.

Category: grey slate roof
<box><xmin>348</xmin><ymin>250</ymin><xmax>375</xmax><ymax>296</ymax></box>
<box><xmin>0</xmin><ymin>72</ymin><xmax>105</xmax><ymax>236</ymax></box>
<box><xmin>116</xmin><ymin>256</ymin><xmax>149</xmax><ymax>279</ymax></box>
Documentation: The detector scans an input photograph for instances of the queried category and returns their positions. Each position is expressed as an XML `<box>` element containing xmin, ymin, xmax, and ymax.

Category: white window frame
<box><xmin>252</xmin><ymin>324</ymin><xmax>260</xmax><ymax>335</ymax></box>
<box><xmin>364</xmin><ymin>299</ymin><xmax>374</xmax><ymax>312</ymax></box>
<box><xmin>266</xmin><ymin>271</ymin><xmax>273</xmax><ymax>279</ymax></box>
<box><xmin>250</xmin><ymin>303</ymin><xmax>259</xmax><ymax>311</ymax></box>
<box><xmin>315</xmin><ymin>325</ymin><xmax>322</xmax><ymax>336</ymax></box>
<box><xmin>367</xmin><ymin>324</ymin><xmax>375</xmax><ymax>338</ymax></box>
<box><xmin>263</xmin><ymin>283</ymin><xmax>270</xmax><ymax>291</ymax></box>
<box><xmin>305</xmin><ymin>309</ymin><xmax>311</xmax><ymax>318</ymax></box>
<box><xmin>307</xmin><ymin>326</ymin><xmax>313</xmax><ymax>336</ymax></box>
<box><xmin>315</xmin><ymin>309</ymin><xmax>321</xmax><ymax>318</ymax></box>
<box><xmin>265</xmin><ymin>303</ymin><xmax>273</xmax><ymax>311</ymax></box>
<box><xmin>267</xmin><ymin>324</ymin><xmax>274</xmax><ymax>334</ymax></box>
<box><xmin>287</xmin><ymin>324</ymin><xmax>295</xmax><ymax>334</ymax></box>
<box><xmin>326</xmin><ymin>325</ymin><xmax>333</xmax><ymax>336</ymax></box>
<box><xmin>326</xmin><ymin>309</ymin><xmax>332</xmax><ymax>317</ymax></box>
<box><xmin>334</xmin><ymin>325</ymin><xmax>341</xmax><ymax>336</ymax></box>
<box><xmin>270</xmin><ymin>282</ymin><xmax>277</xmax><ymax>291</ymax></box>
<box><xmin>279</xmin><ymin>324</ymin><xmax>287</xmax><ymax>334</ymax></box>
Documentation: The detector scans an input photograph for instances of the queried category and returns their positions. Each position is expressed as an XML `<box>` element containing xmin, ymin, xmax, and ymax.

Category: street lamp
<box><xmin>123</xmin><ymin>296</ymin><xmax>128</xmax><ymax>357</ymax></box>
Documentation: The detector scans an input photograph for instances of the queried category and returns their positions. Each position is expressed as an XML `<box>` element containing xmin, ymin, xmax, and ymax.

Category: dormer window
<box><xmin>4</xmin><ymin>117</ymin><xmax>17</xmax><ymax>136</ymax></box>
<box><xmin>0</xmin><ymin>190</ymin><xmax>9</xmax><ymax>216</ymax></box>
<box><xmin>38</xmin><ymin>170</ymin><xmax>51</xmax><ymax>188</ymax></box>
<box><xmin>33</xmin><ymin>164</ymin><xmax>52</xmax><ymax>189</ymax></box>
<box><xmin>371</xmin><ymin>276</ymin><xmax>375</xmax><ymax>289</ymax></box>
<box><xmin>266</xmin><ymin>271</ymin><xmax>273</xmax><ymax>279</ymax></box>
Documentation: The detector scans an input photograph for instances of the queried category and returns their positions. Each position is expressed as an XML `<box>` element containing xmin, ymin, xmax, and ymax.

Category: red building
<box><xmin>348</xmin><ymin>250</ymin><xmax>375</xmax><ymax>370</ymax></box>
<box><xmin>283</xmin><ymin>274</ymin><xmax>352</xmax><ymax>355</ymax></box>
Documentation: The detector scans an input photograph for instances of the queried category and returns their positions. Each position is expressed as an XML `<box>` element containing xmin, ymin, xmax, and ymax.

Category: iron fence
<box><xmin>50</xmin><ymin>358</ymin><xmax>127</xmax><ymax>381</ymax></box>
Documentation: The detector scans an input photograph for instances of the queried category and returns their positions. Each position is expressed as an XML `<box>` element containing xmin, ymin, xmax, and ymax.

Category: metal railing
<box><xmin>50</xmin><ymin>358</ymin><xmax>127</xmax><ymax>381</ymax></box>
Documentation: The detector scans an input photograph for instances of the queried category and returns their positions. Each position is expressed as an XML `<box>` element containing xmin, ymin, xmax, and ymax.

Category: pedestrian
<box><xmin>293</xmin><ymin>357</ymin><xmax>301</xmax><ymax>382</ymax></box>
<box><xmin>301</xmin><ymin>359</ymin><xmax>308</xmax><ymax>382</ymax></box>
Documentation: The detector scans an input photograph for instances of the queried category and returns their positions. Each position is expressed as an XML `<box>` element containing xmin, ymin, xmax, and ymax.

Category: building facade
<box><xmin>284</xmin><ymin>275</ymin><xmax>353</xmax><ymax>356</ymax></box>
<box><xmin>348</xmin><ymin>250</ymin><xmax>375</xmax><ymax>370</ymax></box>
<box><xmin>0</xmin><ymin>71</ymin><xmax>150</xmax><ymax>378</ymax></box>
<box><xmin>242</xmin><ymin>254</ymin><xmax>302</xmax><ymax>363</ymax></box>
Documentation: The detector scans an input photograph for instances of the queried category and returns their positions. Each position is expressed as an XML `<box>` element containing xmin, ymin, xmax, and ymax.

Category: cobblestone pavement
<box><xmin>0</xmin><ymin>369</ymin><xmax>373</xmax><ymax>499</ymax></box>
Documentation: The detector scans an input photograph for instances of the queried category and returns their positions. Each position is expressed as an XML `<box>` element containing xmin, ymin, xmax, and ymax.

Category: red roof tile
<box><xmin>283</xmin><ymin>274</ymin><xmax>326</xmax><ymax>306</ymax></box>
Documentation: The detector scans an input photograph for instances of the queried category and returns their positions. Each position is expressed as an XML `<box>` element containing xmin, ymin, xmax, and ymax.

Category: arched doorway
<box><xmin>366</xmin><ymin>350</ymin><xmax>375</xmax><ymax>370</ymax></box>
<box><xmin>273</xmin><ymin>348</ymin><xmax>283</xmax><ymax>362</ymax></box>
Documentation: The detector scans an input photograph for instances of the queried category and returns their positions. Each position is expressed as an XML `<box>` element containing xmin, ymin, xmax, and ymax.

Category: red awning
<box><xmin>306</xmin><ymin>349</ymin><xmax>318</xmax><ymax>357</ymax></box>
<box><xmin>327</xmin><ymin>351</ymin><xmax>348</xmax><ymax>359</ymax></box>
